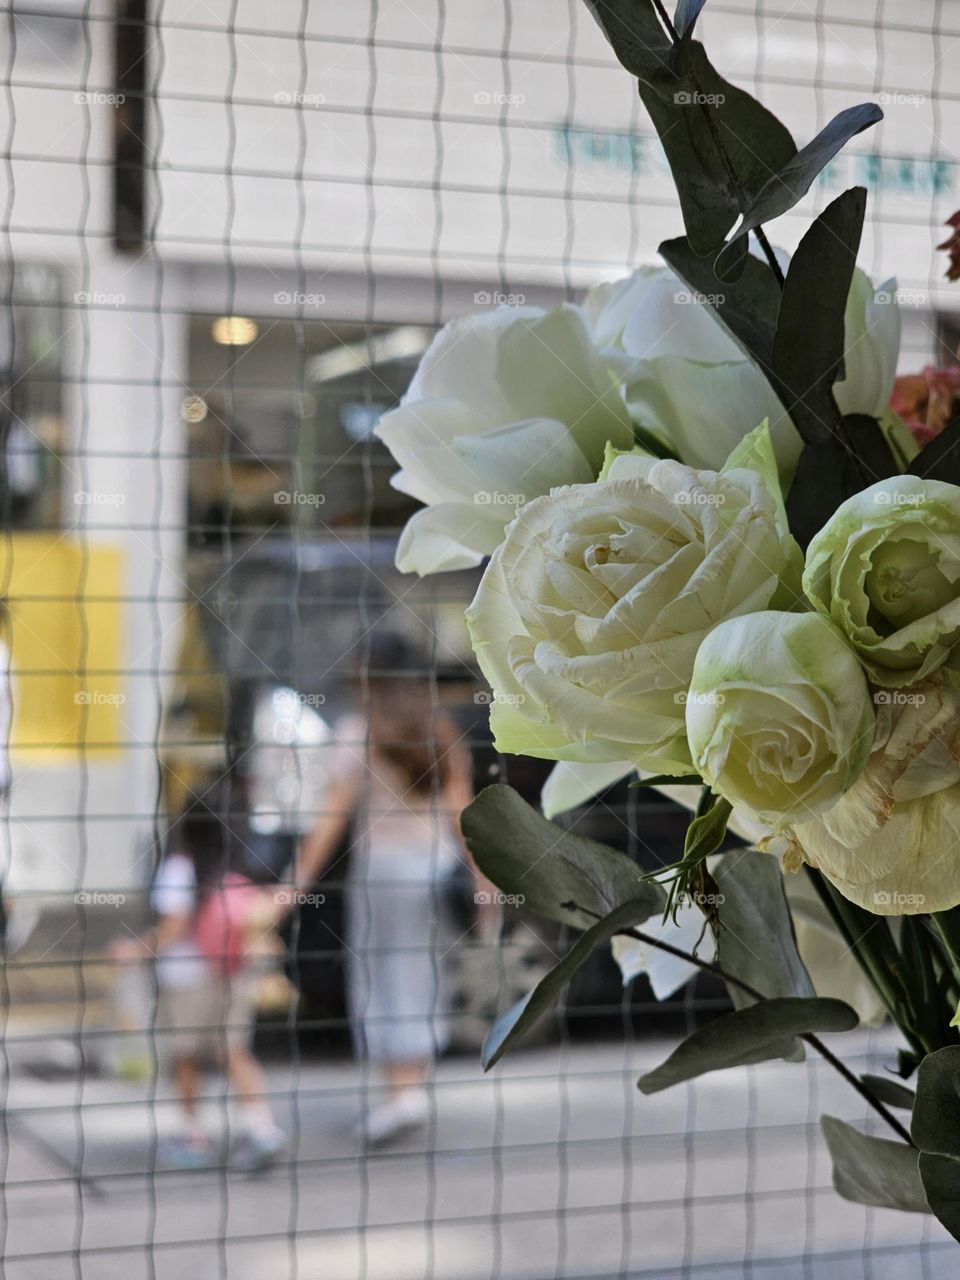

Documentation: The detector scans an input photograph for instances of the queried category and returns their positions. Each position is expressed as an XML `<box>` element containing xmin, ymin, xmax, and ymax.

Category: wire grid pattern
<box><xmin>0</xmin><ymin>1</ymin><xmax>958</xmax><ymax>1277</ymax></box>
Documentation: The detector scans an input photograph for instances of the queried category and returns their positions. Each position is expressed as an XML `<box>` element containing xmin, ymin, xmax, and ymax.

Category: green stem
<box><xmin>617</xmin><ymin>919</ymin><xmax>913</xmax><ymax>1146</ymax></box>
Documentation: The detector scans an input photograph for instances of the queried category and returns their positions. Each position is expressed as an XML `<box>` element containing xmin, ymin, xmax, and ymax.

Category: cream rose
<box><xmin>804</xmin><ymin>476</ymin><xmax>960</xmax><ymax>687</ymax></box>
<box><xmin>466</xmin><ymin>426</ymin><xmax>801</xmax><ymax>773</ymax></box>
<box><xmin>685</xmin><ymin>611</ymin><xmax>875</xmax><ymax>826</ymax></box>
<box><xmin>375</xmin><ymin>303</ymin><xmax>633</xmax><ymax>575</ymax></box>
<box><xmin>792</xmin><ymin>679</ymin><xmax>960</xmax><ymax>915</ymax></box>
<box><xmin>585</xmin><ymin>264</ymin><xmax>900</xmax><ymax>478</ymax></box>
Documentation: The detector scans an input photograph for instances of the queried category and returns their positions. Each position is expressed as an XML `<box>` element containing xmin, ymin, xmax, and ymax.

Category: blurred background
<box><xmin>0</xmin><ymin>0</ymin><xmax>957</xmax><ymax>1276</ymax></box>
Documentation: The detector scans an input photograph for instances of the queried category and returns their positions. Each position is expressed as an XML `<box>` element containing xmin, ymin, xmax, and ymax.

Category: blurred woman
<box><xmin>295</xmin><ymin>640</ymin><xmax>481</xmax><ymax>1143</ymax></box>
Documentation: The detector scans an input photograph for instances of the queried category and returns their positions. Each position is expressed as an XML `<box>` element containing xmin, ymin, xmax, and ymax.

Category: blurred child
<box><xmin>147</xmin><ymin>791</ymin><xmax>285</xmax><ymax>1171</ymax></box>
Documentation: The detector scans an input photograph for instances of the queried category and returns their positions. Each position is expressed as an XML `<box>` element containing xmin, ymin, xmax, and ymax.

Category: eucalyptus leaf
<box><xmin>821</xmin><ymin>1116</ymin><xmax>929</xmax><ymax>1213</ymax></box>
<box><xmin>641</xmin><ymin>41</ymin><xmax>796</xmax><ymax>254</ymax></box>
<box><xmin>911</xmin><ymin>1045</ymin><xmax>960</xmax><ymax>1158</ymax></box>
<box><xmin>461</xmin><ymin>784</ymin><xmax>664</xmax><ymax>931</ymax></box>
<box><xmin>908</xmin><ymin>416</ymin><xmax>960</xmax><ymax>484</ymax></box>
<box><xmin>860</xmin><ymin>1074</ymin><xmax>916</xmax><ymax>1111</ymax></box>
<box><xmin>483</xmin><ymin>898</ymin><xmax>660</xmax><ymax>1069</ymax></box>
<box><xmin>785</xmin><ymin>414</ymin><xmax>900</xmax><ymax>549</ymax></box>
<box><xmin>659</xmin><ymin>236</ymin><xmax>781</xmax><ymax>377</ymax></box>
<box><xmin>637</xmin><ymin>997</ymin><xmax>858</xmax><ymax>1093</ymax></box>
<box><xmin>919</xmin><ymin>1153</ymin><xmax>960</xmax><ymax>1242</ymax></box>
<box><xmin>772</xmin><ymin>188</ymin><xmax>867</xmax><ymax>446</ymax></box>
<box><xmin>718</xmin><ymin>103</ymin><xmax>883</xmax><ymax>276</ymax></box>
<box><xmin>584</xmin><ymin>0</ymin><xmax>674</xmax><ymax>84</ymax></box>
<box><xmin>674</xmin><ymin>0</ymin><xmax>708</xmax><ymax>39</ymax></box>
<box><xmin>712</xmin><ymin>848</ymin><xmax>815</xmax><ymax>1012</ymax></box>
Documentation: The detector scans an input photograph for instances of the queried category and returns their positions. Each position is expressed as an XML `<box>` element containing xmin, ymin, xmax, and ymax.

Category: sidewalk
<box><xmin>1</xmin><ymin>1033</ymin><xmax>953</xmax><ymax>1279</ymax></box>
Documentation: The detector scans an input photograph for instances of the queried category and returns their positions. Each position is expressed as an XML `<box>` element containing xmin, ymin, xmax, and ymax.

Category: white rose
<box><xmin>375</xmin><ymin>304</ymin><xmax>633</xmax><ymax>575</ymax></box>
<box><xmin>585</xmin><ymin>265</ymin><xmax>900</xmax><ymax>476</ymax></box>
<box><xmin>466</xmin><ymin>425</ymin><xmax>801</xmax><ymax>772</ymax></box>
<box><xmin>792</xmin><ymin>679</ymin><xmax>960</xmax><ymax>915</ymax></box>
<box><xmin>686</xmin><ymin>611</ymin><xmax>875</xmax><ymax>827</ymax></box>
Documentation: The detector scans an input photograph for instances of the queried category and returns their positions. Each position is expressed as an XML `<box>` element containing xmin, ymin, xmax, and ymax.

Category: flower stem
<box><xmin>614</xmin><ymin>919</ymin><xmax>914</xmax><ymax>1145</ymax></box>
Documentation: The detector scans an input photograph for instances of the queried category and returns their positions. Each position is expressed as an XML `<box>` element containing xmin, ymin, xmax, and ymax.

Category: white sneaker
<box><xmin>358</xmin><ymin>1089</ymin><xmax>430</xmax><ymax>1146</ymax></box>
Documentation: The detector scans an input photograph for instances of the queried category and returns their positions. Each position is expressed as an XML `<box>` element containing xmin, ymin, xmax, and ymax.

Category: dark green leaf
<box><xmin>908</xmin><ymin>416</ymin><xmax>960</xmax><ymax>484</ymax></box>
<box><xmin>641</xmin><ymin>41</ymin><xmax>796</xmax><ymax>254</ymax></box>
<box><xmin>912</xmin><ymin>1045</ymin><xmax>960</xmax><ymax>1158</ymax></box>
<box><xmin>772</xmin><ymin>188</ymin><xmax>867</xmax><ymax>447</ymax></box>
<box><xmin>821</xmin><ymin>1116</ymin><xmax>929</xmax><ymax>1213</ymax></box>
<box><xmin>630</xmin><ymin>773</ymin><xmax>702</xmax><ymax>788</ymax></box>
<box><xmin>712</xmin><ymin>849</ymin><xmax>815</xmax><ymax>1013</ymax></box>
<box><xmin>919</xmin><ymin>1153</ymin><xmax>960</xmax><ymax>1241</ymax></box>
<box><xmin>659</xmin><ymin>235</ymin><xmax>781</xmax><ymax>377</ymax></box>
<box><xmin>861</xmin><ymin>1074</ymin><xmax>916</xmax><ymax>1111</ymax></box>
<box><xmin>461</xmin><ymin>784</ymin><xmax>664</xmax><ymax>931</ymax></box>
<box><xmin>785</xmin><ymin>414</ymin><xmax>900</xmax><ymax>549</ymax></box>
<box><xmin>483</xmin><ymin>898</ymin><xmax>657</xmax><ymax>1069</ymax></box>
<box><xmin>674</xmin><ymin>0</ymin><xmax>707</xmax><ymax>39</ymax></box>
<box><xmin>584</xmin><ymin>0</ymin><xmax>674</xmax><ymax>84</ymax></box>
<box><xmin>637</xmin><ymin>997</ymin><xmax>858</xmax><ymax>1093</ymax></box>
<box><xmin>718</xmin><ymin>104</ymin><xmax>883</xmax><ymax>275</ymax></box>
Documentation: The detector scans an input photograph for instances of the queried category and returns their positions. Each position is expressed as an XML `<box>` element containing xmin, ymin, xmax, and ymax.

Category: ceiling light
<box><xmin>211</xmin><ymin>315</ymin><xmax>258</xmax><ymax>346</ymax></box>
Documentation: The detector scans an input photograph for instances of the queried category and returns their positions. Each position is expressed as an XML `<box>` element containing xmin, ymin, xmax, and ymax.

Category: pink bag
<box><xmin>194</xmin><ymin>873</ymin><xmax>266</xmax><ymax>975</ymax></box>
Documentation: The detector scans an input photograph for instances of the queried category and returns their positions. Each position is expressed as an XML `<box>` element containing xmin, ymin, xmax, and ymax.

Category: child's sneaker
<box><xmin>160</xmin><ymin>1131</ymin><xmax>213</xmax><ymax>1170</ymax></box>
<box><xmin>358</xmin><ymin>1088</ymin><xmax>430</xmax><ymax>1146</ymax></box>
<box><xmin>232</xmin><ymin>1124</ymin><xmax>286</xmax><ymax>1173</ymax></box>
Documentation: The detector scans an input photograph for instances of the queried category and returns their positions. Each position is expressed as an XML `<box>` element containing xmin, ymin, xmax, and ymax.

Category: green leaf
<box><xmin>584</xmin><ymin>0</ymin><xmax>674</xmax><ymax>84</ymax></box>
<box><xmin>908</xmin><ymin>416</ymin><xmax>960</xmax><ymax>484</ymax></box>
<box><xmin>772</xmin><ymin>188</ymin><xmax>867</xmax><ymax>447</ymax></box>
<box><xmin>712</xmin><ymin>849</ymin><xmax>815</xmax><ymax>1012</ymax></box>
<box><xmin>659</xmin><ymin>235</ymin><xmax>781</xmax><ymax>379</ymax></box>
<box><xmin>912</xmin><ymin>1045</ymin><xmax>960</xmax><ymax>1158</ymax></box>
<box><xmin>716</xmin><ymin>104</ymin><xmax>883</xmax><ymax>277</ymax></box>
<box><xmin>785</xmin><ymin>414</ymin><xmax>900</xmax><ymax>549</ymax></box>
<box><xmin>637</xmin><ymin>997</ymin><xmax>858</xmax><ymax>1093</ymax></box>
<box><xmin>461</xmin><ymin>784</ymin><xmax>665</xmax><ymax>931</ymax></box>
<box><xmin>630</xmin><ymin>772</ymin><xmax>702</xmax><ymax>788</ymax></box>
<box><xmin>482</xmin><ymin>898</ymin><xmax>658</xmax><ymax>1069</ymax></box>
<box><xmin>684</xmin><ymin>795</ymin><xmax>732</xmax><ymax>862</ymax></box>
<box><xmin>821</xmin><ymin>1116</ymin><xmax>929</xmax><ymax>1213</ymax></box>
<box><xmin>674</xmin><ymin>0</ymin><xmax>707</xmax><ymax>39</ymax></box>
<box><xmin>860</xmin><ymin>1074</ymin><xmax>916</xmax><ymax>1111</ymax></box>
<box><xmin>641</xmin><ymin>41</ymin><xmax>797</xmax><ymax>254</ymax></box>
<box><xmin>919</xmin><ymin>1153</ymin><xmax>960</xmax><ymax>1241</ymax></box>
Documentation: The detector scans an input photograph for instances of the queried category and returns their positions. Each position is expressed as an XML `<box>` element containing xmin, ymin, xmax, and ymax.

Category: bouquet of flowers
<box><xmin>376</xmin><ymin>0</ymin><xmax>960</xmax><ymax>1240</ymax></box>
